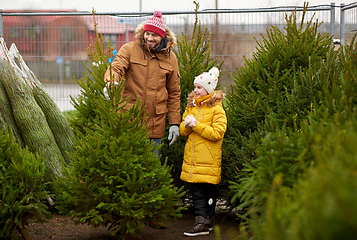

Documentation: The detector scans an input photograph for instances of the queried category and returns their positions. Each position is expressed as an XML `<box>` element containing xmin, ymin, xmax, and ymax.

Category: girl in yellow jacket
<box><xmin>180</xmin><ymin>67</ymin><xmax>227</xmax><ymax>237</ymax></box>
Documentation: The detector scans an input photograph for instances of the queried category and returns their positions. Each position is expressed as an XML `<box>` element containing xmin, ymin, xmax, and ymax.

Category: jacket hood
<box><xmin>135</xmin><ymin>21</ymin><xmax>177</xmax><ymax>49</ymax></box>
<box><xmin>187</xmin><ymin>90</ymin><xmax>225</xmax><ymax>108</ymax></box>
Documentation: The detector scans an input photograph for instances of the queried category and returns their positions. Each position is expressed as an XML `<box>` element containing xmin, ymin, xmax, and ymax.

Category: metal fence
<box><xmin>341</xmin><ymin>2</ymin><xmax>357</xmax><ymax>45</ymax></box>
<box><xmin>0</xmin><ymin>2</ymin><xmax>356</xmax><ymax>111</ymax></box>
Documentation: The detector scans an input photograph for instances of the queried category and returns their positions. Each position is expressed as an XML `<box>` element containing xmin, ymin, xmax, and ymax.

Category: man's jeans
<box><xmin>150</xmin><ymin>138</ymin><xmax>161</xmax><ymax>158</ymax></box>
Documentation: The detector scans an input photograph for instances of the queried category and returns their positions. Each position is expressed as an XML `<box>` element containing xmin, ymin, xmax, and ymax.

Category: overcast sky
<box><xmin>1</xmin><ymin>0</ymin><xmax>352</xmax><ymax>12</ymax></box>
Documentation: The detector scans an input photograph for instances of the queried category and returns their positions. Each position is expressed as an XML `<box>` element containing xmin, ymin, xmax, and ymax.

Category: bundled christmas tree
<box><xmin>0</xmin><ymin>80</ymin><xmax>24</xmax><ymax>146</ymax></box>
<box><xmin>0</xmin><ymin>47</ymin><xmax>65</xmax><ymax>180</ymax></box>
<box><xmin>54</xmin><ymin>11</ymin><xmax>184</xmax><ymax>239</ymax></box>
<box><xmin>0</xmin><ymin>39</ymin><xmax>77</xmax><ymax>179</ymax></box>
<box><xmin>10</xmin><ymin>43</ymin><xmax>76</xmax><ymax>164</ymax></box>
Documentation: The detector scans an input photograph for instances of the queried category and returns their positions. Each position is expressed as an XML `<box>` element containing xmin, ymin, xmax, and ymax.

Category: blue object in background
<box><xmin>109</xmin><ymin>50</ymin><xmax>117</xmax><ymax>63</ymax></box>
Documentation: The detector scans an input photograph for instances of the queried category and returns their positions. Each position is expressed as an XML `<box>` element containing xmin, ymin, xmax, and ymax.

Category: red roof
<box><xmin>3</xmin><ymin>10</ymin><xmax>78</xmax><ymax>24</ymax></box>
<box><xmin>3</xmin><ymin>10</ymin><xmax>77</xmax><ymax>12</ymax></box>
<box><xmin>3</xmin><ymin>10</ymin><xmax>135</xmax><ymax>34</ymax></box>
<box><xmin>82</xmin><ymin>15</ymin><xmax>135</xmax><ymax>34</ymax></box>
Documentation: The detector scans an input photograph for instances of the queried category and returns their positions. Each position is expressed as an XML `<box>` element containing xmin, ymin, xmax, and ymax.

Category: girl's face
<box><xmin>194</xmin><ymin>83</ymin><xmax>208</xmax><ymax>98</ymax></box>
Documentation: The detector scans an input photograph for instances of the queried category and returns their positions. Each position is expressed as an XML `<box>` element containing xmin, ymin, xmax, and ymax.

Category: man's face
<box><xmin>144</xmin><ymin>31</ymin><xmax>162</xmax><ymax>49</ymax></box>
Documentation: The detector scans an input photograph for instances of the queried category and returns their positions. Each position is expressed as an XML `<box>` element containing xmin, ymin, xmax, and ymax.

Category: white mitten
<box><xmin>103</xmin><ymin>81</ymin><xmax>118</xmax><ymax>100</ymax></box>
<box><xmin>188</xmin><ymin>117</ymin><xmax>197</xmax><ymax>128</ymax></box>
<box><xmin>184</xmin><ymin>115</ymin><xmax>193</xmax><ymax>128</ymax></box>
<box><xmin>184</xmin><ymin>115</ymin><xmax>192</xmax><ymax>127</ymax></box>
<box><xmin>184</xmin><ymin>115</ymin><xmax>197</xmax><ymax>128</ymax></box>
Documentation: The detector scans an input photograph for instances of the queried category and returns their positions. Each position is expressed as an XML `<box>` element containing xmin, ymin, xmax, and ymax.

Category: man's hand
<box><xmin>168</xmin><ymin>125</ymin><xmax>179</xmax><ymax>146</ymax></box>
<box><xmin>103</xmin><ymin>81</ymin><xmax>119</xmax><ymax>100</ymax></box>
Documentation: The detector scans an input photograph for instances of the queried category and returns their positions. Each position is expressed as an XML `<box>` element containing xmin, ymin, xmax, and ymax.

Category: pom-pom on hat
<box><xmin>143</xmin><ymin>11</ymin><xmax>166</xmax><ymax>38</ymax></box>
<box><xmin>194</xmin><ymin>67</ymin><xmax>220</xmax><ymax>94</ymax></box>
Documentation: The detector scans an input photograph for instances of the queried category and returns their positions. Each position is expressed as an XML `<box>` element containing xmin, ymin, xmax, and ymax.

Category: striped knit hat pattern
<box><xmin>143</xmin><ymin>11</ymin><xmax>166</xmax><ymax>38</ymax></box>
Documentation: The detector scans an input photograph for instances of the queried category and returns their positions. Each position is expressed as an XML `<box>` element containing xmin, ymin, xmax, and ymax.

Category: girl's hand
<box><xmin>184</xmin><ymin>115</ymin><xmax>193</xmax><ymax>128</ymax></box>
<box><xmin>184</xmin><ymin>115</ymin><xmax>197</xmax><ymax>128</ymax></box>
<box><xmin>188</xmin><ymin>117</ymin><xmax>197</xmax><ymax>128</ymax></box>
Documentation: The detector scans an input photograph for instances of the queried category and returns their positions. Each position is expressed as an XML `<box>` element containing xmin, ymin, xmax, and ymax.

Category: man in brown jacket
<box><xmin>103</xmin><ymin>11</ymin><xmax>181</xmax><ymax>153</ymax></box>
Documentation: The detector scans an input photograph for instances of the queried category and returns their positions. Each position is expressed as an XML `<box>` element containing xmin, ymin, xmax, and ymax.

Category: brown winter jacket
<box><xmin>180</xmin><ymin>91</ymin><xmax>227</xmax><ymax>185</ymax></box>
<box><xmin>104</xmin><ymin>22</ymin><xmax>181</xmax><ymax>138</ymax></box>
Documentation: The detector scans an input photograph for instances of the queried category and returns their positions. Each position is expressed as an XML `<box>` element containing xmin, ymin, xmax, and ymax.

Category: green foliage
<box><xmin>232</xmin><ymin>31</ymin><xmax>357</xmax><ymax>240</ymax></box>
<box><xmin>227</xmin><ymin>4</ymin><xmax>332</xmax><ymax>134</ymax></box>
<box><xmin>55</xmin><ymin>77</ymin><xmax>184</xmax><ymax>239</ymax></box>
<box><xmin>69</xmin><ymin>11</ymin><xmax>112</xmax><ymax>135</ymax></box>
<box><xmin>233</xmin><ymin>49</ymin><xmax>343</xmax><ymax>216</ymax></box>
<box><xmin>161</xmin><ymin>1</ymin><xmax>223</xmax><ymax>203</ymax></box>
<box><xmin>55</xmin><ymin>11</ymin><xmax>184</xmax><ymax>239</ymax></box>
<box><xmin>0</xmin><ymin>127</ymin><xmax>50</xmax><ymax>240</ymax></box>
<box><xmin>224</xmin><ymin>3</ymin><xmax>336</xmax><ymax>218</ymax></box>
<box><xmin>339</xmin><ymin>34</ymin><xmax>357</xmax><ymax>108</ymax></box>
<box><xmin>252</xmin><ymin>117</ymin><xmax>357</xmax><ymax>240</ymax></box>
<box><xmin>174</xmin><ymin>1</ymin><xmax>223</xmax><ymax>113</ymax></box>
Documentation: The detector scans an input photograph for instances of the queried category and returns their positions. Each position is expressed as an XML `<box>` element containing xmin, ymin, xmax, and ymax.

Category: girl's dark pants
<box><xmin>191</xmin><ymin>183</ymin><xmax>217</xmax><ymax>218</ymax></box>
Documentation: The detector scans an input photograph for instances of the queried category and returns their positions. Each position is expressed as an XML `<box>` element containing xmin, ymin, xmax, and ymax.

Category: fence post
<box><xmin>340</xmin><ymin>3</ymin><xmax>345</xmax><ymax>46</ymax></box>
<box><xmin>330</xmin><ymin>3</ymin><xmax>335</xmax><ymax>40</ymax></box>
<box><xmin>0</xmin><ymin>9</ymin><xmax>3</xmax><ymax>38</ymax></box>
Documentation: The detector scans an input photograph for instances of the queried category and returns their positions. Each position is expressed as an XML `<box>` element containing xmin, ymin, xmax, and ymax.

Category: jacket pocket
<box><xmin>130</xmin><ymin>57</ymin><xmax>147</xmax><ymax>66</ymax></box>
<box><xmin>158</xmin><ymin>61</ymin><xmax>173</xmax><ymax>86</ymax></box>
<box><xmin>194</xmin><ymin>141</ymin><xmax>215</xmax><ymax>165</ymax></box>
<box><xmin>155</xmin><ymin>102</ymin><xmax>168</xmax><ymax>115</ymax></box>
<box><xmin>129</xmin><ymin>57</ymin><xmax>147</xmax><ymax>86</ymax></box>
<box><xmin>159</xmin><ymin>61</ymin><xmax>173</xmax><ymax>72</ymax></box>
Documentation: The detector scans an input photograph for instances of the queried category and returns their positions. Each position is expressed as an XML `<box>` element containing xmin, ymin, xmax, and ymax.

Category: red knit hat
<box><xmin>143</xmin><ymin>11</ymin><xmax>166</xmax><ymax>38</ymax></box>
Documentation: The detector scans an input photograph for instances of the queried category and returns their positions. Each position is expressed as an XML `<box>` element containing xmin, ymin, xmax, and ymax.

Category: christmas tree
<box><xmin>225</xmin><ymin>3</ymin><xmax>335</xmax><ymax>215</ymax></box>
<box><xmin>54</xmin><ymin>10</ymin><xmax>184</xmax><ymax>239</ymax></box>
<box><xmin>0</xmin><ymin>127</ymin><xmax>50</xmax><ymax>240</ymax></box>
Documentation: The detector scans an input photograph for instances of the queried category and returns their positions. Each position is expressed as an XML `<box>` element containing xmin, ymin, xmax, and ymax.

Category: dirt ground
<box><xmin>26</xmin><ymin>209</ymin><xmax>241</xmax><ymax>240</ymax></box>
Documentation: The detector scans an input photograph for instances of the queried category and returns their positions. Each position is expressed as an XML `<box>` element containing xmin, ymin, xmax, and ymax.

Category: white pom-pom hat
<box><xmin>194</xmin><ymin>67</ymin><xmax>220</xmax><ymax>94</ymax></box>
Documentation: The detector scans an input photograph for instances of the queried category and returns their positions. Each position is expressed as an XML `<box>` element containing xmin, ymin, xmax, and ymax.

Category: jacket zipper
<box><xmin>189</xmin><ymin>106</ymin><xmax>201</xmax><ymax>182</ymax></box>
<box><xmin>143</xmin><ymin>52</ymin><xmax>150</xmax><ymax>129</ymax></box>
<box><xmin>143</xmin><ymin>46</ymin><xmax>154</xmax><ymax>107</ymax></box>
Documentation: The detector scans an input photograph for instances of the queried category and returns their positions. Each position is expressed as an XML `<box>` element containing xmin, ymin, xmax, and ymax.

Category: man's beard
<box><xmin>147</xmin><ymin>41</ymin><xmax>160</xmax><ymax>49</ymax></box>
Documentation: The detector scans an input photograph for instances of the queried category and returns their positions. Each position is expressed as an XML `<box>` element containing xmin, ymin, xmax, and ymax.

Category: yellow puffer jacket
<box><xmin>180</xmin><ymin>91</ymin><xmax>227</xmax><ymax>185</ymax></box>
